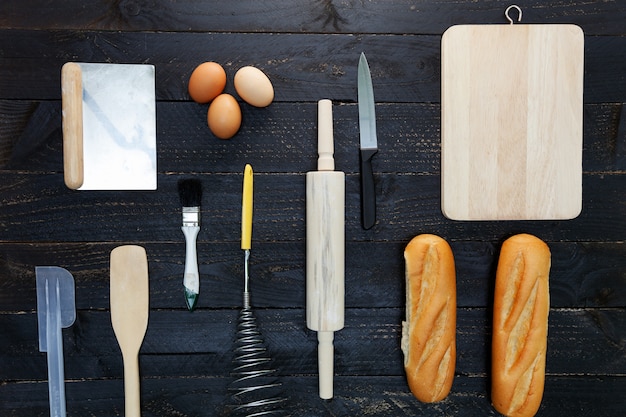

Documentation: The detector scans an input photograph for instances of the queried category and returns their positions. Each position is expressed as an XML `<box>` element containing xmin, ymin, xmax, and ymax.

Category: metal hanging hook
<box><xmin>505</xmin><ymin>5</ymin><xmax>523</xmax><ymax>24</ymax></box>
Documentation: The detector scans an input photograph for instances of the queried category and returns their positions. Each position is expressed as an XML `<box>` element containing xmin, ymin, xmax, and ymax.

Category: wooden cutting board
<box><xmin>441</xmin><ymin>22</ymin><xmax>584</xmax><ymax>220</ymax></box>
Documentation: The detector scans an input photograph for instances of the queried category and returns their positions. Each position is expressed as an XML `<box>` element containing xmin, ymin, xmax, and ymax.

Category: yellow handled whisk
<box><xmin>229</xmin><ymin>164</ymin><xmax>286</xmax><ymax>417</ymax></box>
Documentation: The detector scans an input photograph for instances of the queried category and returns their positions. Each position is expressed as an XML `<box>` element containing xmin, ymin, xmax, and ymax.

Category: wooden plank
<box><xmin>616</xmin><ymin>104</ymin><xmax>626</xmax><ymax>168</ymax></box>
<box><xmin>1</xmin><ymin>309</ymin><xmax>624</xmax><ymax>380</ymax></box>
<box><xmin>0</xmin><ymin>31</ymin><xmax>625</xmax><ymax>104</ymax></box>
<box><xmin>3</xmin><ymin>101</ymin><xmax>624</xmax><ymax>174</ymax></box>
<box><xmin>0</xmin><ymin>30</ymin><xmax>440</xmax><ymax>102</ymax></box>
<box><xmin>1</xmin><ymin>241</ymin><xmax>625</xmax><ymax>312</ymax></box>
<box><xmin>0</xmin><ymin>172</ymin><xmax>624</xmax><ymax>243</ymax></box>
<box><xmin>0</xmin><ymin>375</ymin><xmax>623</xmax><ymax>417</ymax></box>
<box><xmin>0</xmin><ymin>101</ymin><xmax>38</xmax><ymax>166</ymax></box>
<box><xmin>1</xmin><ymin>0</ymin><xmax>626</xmax><ymax>36</ymax></box>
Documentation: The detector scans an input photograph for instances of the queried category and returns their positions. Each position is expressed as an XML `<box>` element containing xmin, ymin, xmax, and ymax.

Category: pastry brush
<box><xmin>178</xmin><ymin>178</ymin><xmax>202</xmax><ymax>311</ymax></box>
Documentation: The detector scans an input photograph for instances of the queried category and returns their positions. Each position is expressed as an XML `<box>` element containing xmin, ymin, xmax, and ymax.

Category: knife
<box><xmin>358</xmin><ymin>52</ymin><xmax>378</xmax><ymax>230</ymax></box>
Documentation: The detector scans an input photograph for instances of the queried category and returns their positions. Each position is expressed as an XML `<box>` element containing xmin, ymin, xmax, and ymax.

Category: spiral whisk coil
<box><xmin>229</xmin><ymin>292</ymin><xmax>286</xmax><ymax>416</ymax></box>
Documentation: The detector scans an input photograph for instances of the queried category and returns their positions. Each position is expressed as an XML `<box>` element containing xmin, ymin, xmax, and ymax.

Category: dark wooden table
<box><xmin>1</xmin><ymin>1</ymin><xmax>625</xmax><ymax>416</ymax></box>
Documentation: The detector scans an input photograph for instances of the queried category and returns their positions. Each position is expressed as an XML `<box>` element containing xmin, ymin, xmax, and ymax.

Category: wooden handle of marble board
<box><xmin>61</xmin><ymin>62</ymin><xmax>84</xmax><ymax>190</ymax></box>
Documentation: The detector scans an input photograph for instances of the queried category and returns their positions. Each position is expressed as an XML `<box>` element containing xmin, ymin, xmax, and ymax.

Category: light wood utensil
<box><xmin>110</xmin><ymin>245</ymin><xmax>149</xmax><ymax>417</ymax></box>
<box><xmin>306</xmin><ymin>99</ymin><xmax>345</xmax><ymax>399</ymax></box>
<box><xmin>441</xmin><ymin>8</ymin><xmax>584</xmax><ymax>220</ymax></box>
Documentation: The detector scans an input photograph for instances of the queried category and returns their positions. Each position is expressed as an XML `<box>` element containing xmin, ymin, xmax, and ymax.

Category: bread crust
<box><xmin>492</xmin><ymin>234</ymin><xmax>550</xmax><ymax>417</ymax></box>
<box><xmin>402</xmin><ymin>234</ymin><xmax>456</xmax><ymax>402</ymax></box>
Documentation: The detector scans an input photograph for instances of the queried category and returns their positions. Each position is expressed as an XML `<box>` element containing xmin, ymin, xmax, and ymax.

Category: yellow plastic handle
<box><xmin>241</xmin><ymin>164</ymin><xmax>253</xmax><ymax>250</ymax></box>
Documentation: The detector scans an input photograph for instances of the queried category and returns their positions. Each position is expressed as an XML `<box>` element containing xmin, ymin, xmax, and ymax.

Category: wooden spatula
<box><xmin>110</xmin><ymin>245</ymin><xmax>149</xmax><ymax>417</ymax></box>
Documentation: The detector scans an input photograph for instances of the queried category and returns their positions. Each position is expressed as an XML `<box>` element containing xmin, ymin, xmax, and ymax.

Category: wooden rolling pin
<box><xmin>306</xmin><ymin>99</ymin><xmax>345</xmax><ymax>400</ymax></box>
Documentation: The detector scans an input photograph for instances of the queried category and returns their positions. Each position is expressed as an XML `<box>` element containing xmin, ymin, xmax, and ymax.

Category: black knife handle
<box><xmin>360</xmin><ymin>148</ymin><xmax>378</xmax><ymax>230</ymax></box>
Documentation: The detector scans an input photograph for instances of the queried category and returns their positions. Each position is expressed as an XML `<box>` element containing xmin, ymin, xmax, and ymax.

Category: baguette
<box><xmin>402</xmin><ymin>234</ymin><xmax>456</xmax><ymax>402</ymax></box>
<box><xmin>492</xmin><ymin>234</ymin><xmax>550</xmax><ymax>417</ymax></box>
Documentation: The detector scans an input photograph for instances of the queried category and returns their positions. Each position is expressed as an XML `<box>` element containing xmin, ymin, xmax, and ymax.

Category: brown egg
<box><xmin>188</xmin><ymin>62</ymin><xmax>227</xmax><ymax>104</ymax></box>
<box><xmin>207</xmin><ymin>94</ymin><xmax>242</xmax><ymax>139</ymax></box>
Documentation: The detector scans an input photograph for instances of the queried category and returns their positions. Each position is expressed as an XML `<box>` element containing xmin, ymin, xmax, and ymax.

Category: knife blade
<box><xmin>358</xmin><ymin>52</ymin><xmax>378</xmax><ymax>230</ymax></box>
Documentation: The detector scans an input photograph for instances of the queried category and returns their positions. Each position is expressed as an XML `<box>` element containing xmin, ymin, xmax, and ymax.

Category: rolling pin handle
<box><xmin>318</xmin><ymin>330</ymin><xmax>335</xmax><ymax>400</ymax></box>
<box><xmin>317</xmin><ymin>99</ymin><xmax>335</xmax><ymax>171</ymax></box>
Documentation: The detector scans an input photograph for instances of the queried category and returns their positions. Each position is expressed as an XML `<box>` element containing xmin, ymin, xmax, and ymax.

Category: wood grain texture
<box><xmin>0</xmin><ymin>241</ymin><xmax>624</xmax><ymax>312</ymax></box>
<box><xmin>1</xmin><ymin>0</ymin><xmax>626</xmax><ymax>36</ymax></box>
<box><xmin>0</xmin><ymin>31</ymin><xmax>625</xmax><ymax>104</ymax></box>
<box><xmin>2</xmin><ymin>101</ymin><xmax>624</xmax><ymax>175</ymax></box>
<box><xmin>0</xmin><ymin>2</ymin><xmax>625</xmax><ymax>416</ymax></box>
<box><xmin>2</xmin><ymin>309</ymin><xmax>625</xmax><ymax>381</ymax></box>
<box><xmin>0</xmin><ymin>375</ymin><xmax>624</xmax><ymax>417</ymax></box>
<box><xmin>0</xmin><ymin>172</ymin><xmax>624</xmax><ymax>243</ymax></box>
<box><xmin>110</xmin><ymin>245</ymin><xmax>149</xmax><ymax>417</ymax></box>
<box><xmin>441</xmin><ymin>24</ymin><xmax>584</xmax><ymax>220</ymax></box>
<box><xmin>60</xmin><ymin>62</ymin><xmax>83</xmax><ymax>190</ymax></box>
<box><xmin>306</xmin><ymin>172</ymin><xmax>345</xmax><ymax>331</ymax></box>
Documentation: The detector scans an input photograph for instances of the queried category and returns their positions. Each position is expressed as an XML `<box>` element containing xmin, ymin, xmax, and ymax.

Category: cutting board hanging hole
<box><xmin>505</xmin><ymin>5</ymin><xmax>522</xmax><ymax>24</ymax></box>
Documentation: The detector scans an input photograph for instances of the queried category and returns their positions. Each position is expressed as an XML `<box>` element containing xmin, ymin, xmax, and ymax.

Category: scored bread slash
<box><xmin>402</xmin><ymin>234</ymin><xmax>456</xmax><ymax>403</ymax></box>
<box><xmin>491</xmin><ymin>233</ymin><xmax>550</xmax><ymax>417</ymax></box>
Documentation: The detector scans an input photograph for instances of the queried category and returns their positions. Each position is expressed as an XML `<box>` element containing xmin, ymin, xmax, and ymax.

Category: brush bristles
<box><xmin>178</xmin><ymin>179</ymin><xmax>202</xmax><ymax>207</ymax></box>
<box><xmin>179</xmin><ymin>179</ymin><xmax>202</xmax><ymax>227</ymax></box>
